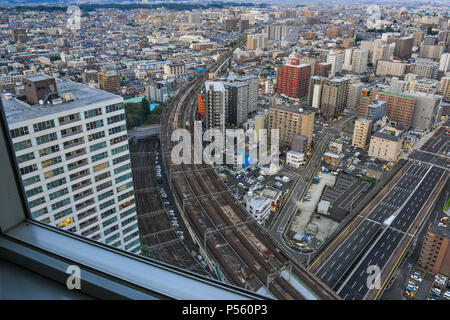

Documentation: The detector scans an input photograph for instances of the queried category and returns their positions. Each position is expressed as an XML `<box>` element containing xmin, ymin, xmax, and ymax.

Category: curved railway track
<box><xmin>159</xmin><ymin>53</ymin><xmax>339</xmax><ymax>300</ymax></box>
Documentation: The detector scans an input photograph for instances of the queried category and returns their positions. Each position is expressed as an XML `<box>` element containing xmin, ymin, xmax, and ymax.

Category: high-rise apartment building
<box><xmin>205</xmin><ymin>81</ymin><xmax>226</xmax><ymax>135</ymax></box>
<box><xmin>247</xmin><ymin>34</ymin><xmax>268</xmax><ymax>50</ymax></box>
<box><xmin>98</xmin><ymin>70</ymin><xmax>120</xmax><ymax>93</ymax></box>
<box><xmin>393</xmin><ymin>36</ymin><xmax>414</xmax><ymax>59</ymax></box>
<box><xmin>439</xmin><ymin>53</ymin><xmax>450</xmax><ymax>72</ymax></box>
<box><xmin>407</xmin><ymin>92</ymin><xmax>442</xmax><ymax>132</ymax></box>
<box><xmin>440</xmin><ymin>76</ymin><xmax>450</xmax><ymax>99</ymax></box>
<box><xmin>352</xmin><ymin>118</ymin><xmax>372</xmax><ymax>149</ymax></box>
<box><xmin>347</xmin><ymin>82</ymin><xmax>363</xmax><ymax>109</ymax></box>
<box><xmin>351</xmin><ymin>49</ymin><xmax>369</xmax><ymax>74</ymax></box>
<box><xmin>418</xmin><ymin>224</ymin><xmax>450</xmax><ymax>276</ymax></box>
<box><xmin>2</xmin><ymin>75</ymin><xmax>140</xmax><ymax>254</ymax></box>
<box><xmin>365</xmin><ymin>99</ymin><xmax>387</xmax><ymax>124</ymax></box>
<box><xmin>326</xmin><ymin>52</ymin><xmax>344</xmax><ymax>76</ymax></box>
<box><xmin>276</xmin><ymin>60</ymin><xmax>311</xmax><ymax>99</ymax></box>
<box><xmin>410</xmin><ymin>59</ymin><xmax>439</xmax><ymax>80</ymax></box>
<box><xmin>321</xmin><ymin>78</ymin><xmax>349</xmax><ymax>118</ymax></box>
<box><xmin>224</xmin><ymin>82</ymin><xmax>249</xmax><ymax>126</ymax></box>
<box><xmin>227</xmin><ymin>74</ymin><xmax>258</xmax><ymax>114</ymax></box>
<box><xmin>408</xmin><ymin>78</ymin><xmax>440</xmax><ymax>95</ymax></box>
<box><xmin>376</xmin><ymin>60</ymin><xmax>406</xmax><ymax>77</ymax></box>
<box><xmin>268</xmin><ymin>105</ymin><xmax>315</xmax><ymax>148</ymax></box>
<box><xmin>359</xmin><ymin>91</ymin><xmax>416</xmax><ymax>129</ymax></box>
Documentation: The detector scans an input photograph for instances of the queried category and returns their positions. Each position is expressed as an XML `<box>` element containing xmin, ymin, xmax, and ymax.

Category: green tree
<box><xmin>140</xmin><ymin>97</ymin><xmax>150</xmax><ymax>118</ymax></box>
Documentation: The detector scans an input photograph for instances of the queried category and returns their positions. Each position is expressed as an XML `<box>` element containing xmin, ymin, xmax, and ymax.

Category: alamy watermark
<box><xmin>171</xmin><ymin>121</ymin><xmax>279</xmax><ymax>173</ymax></box>
<box><xmin>366</xmin><ymin>265</ymin><xmax>381</xmax><ymax>290</ymax></box>
<box><xmin>66</xmin><ymin>265</ymin><xmax>81</xmax><ymax>290</ymax></box>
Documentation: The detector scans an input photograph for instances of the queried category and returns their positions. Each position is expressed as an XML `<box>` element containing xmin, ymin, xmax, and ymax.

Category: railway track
<box><xmin>159</xmin><ymin>52</ymin><xmax>339</xmax><ymax>300</ymax></box>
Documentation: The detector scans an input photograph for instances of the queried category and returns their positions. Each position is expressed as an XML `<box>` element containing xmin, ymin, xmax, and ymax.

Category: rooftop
<box><xmin>2</xmin><ymin>79</ymin><xmax>122</xmax><ymax>126</ymax></box>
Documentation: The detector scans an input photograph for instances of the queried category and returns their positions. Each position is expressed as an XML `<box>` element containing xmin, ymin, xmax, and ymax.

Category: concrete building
<box><xmin>342</xmin><ymin>48</ymin><xmax>353</xmax><ymax>71</ymax></box>
<box><xmin>407</xmin><ymin>92</ymin><xmax>442</xmax><ymax>132</ymax></box>
<box><xmin>388</xmin><ymin>77</ymin><xmax>408</xmax><ymax>95</ymax></box>
<box><xmin>2</xmin><ymin>75</ymin><xmax>140</xmax><ymax>254</ymax></box>
<box><xmin>346</xmin><ymin>82</ymin><xmax>363</xmax><ymax>109</ymax></box>
<box><xmin>359</xmin><ymin>91</ymin><xmax>416</xmax><ymax>129</ymax></box>
<box><xmin>326</xmin><ymin>52</ymin><xmax>344</xmax><ymax>76</ymax></box>
<box><xmin>98</xmin><ymin>70</ymin><xmax>120</xmax><ymax>93</ymax></box>
<box><xmin>439</xmin><ymin>53</ymin><xmax>450</xmax><ymax>73</ymax></box>
<box><xmin>315</xmin><ymin>62</ymin><xmax>332</xmax><ymax>78</ymax></box>
<box><xmin>145</xmin><ymin>82</ymin><xmax>168</xmax><ymax>103</ymax></box>
<box><xmin>291</xmin><ymin>135</ymin><xmax>308</xmax><ymax>153</ymax></box>
<box><xmin>224</xmin><ymin>81</ymin><xmax>249</xmax><ymax>125</ymax></box>
<box><xmin>408</xmin><ymin>78</ymin><xmax>440</xmax><ymax>95</ymax></box>
<box><xmin>368</xmin><ymin>124</ymin><xmax>404</xmax><ymax>162</ymax></box>
<box><xmin>372</xmin><ymin>41</ymin><xmax>395</xmax><ymax>68</ymax></box>
<box><xmin>420</xmin><ymin>44</ymin><xmax>445</xmax><ymax>60</ymax></box>
<box><xmin>351</xmin><ymin>49</ymin><xmax>369</xmax><ymax>74</ymax></box>
<box><xmin>163</xmin><ymin>62</ymin><xmax>186</xmax><ymax>76</ymax></box>
<box><xmin>393</xmin><ymin>36</ymin><xmax>414</xmax><ymax>59</ymax></box>
<box><xmin>418</xmin><ymin>223</ymin><xmax>450</xmax><ymax>276</ymax></box>
<box><xmin>286</xmin><ymin>150</ymin><xmax>305</xmax><ymax>168</ymax></box>
<box><xmin>246</xmin><ymin>195</ymin><xmax>272</xmax><ymax>223</ymax></box>
<box><xmin>247</xmin><ymin>34</ymin><xmax>268</xmax><ymax>50</ymax></box>
<box><xmin>268</xmin><ymin>105</ymin><xmax>315</xmax><ymax>148</ymax></box>
<box><xmin>227</xmin><ymin>74</ymin><xmax>258</xmax><ymax>114</ymax></box>
<box><xmin>352</xmin><ymin>118</ymin><xmax>372</xmax><ymax>149</ymax></box>
<box><xmin>205</xmin><ymin>81</ymin><xmax>226</xmax><ymax>134</ymax></box>
<box><xmin>319</xmin><ymin>77</ymin><xmax>349</xmax><ymax>118</ymax></box>
<box><xmin>376</xmin><ymin>60</ymin><xmax>406</xmax><ymax>77</ymax></box>
<box><xmin>365</xmin><ymin>99</ymin><xmax>387</xmax><ymax>124</ymax></box>
<box><xmin>411</xmin><ymin>59</ymin><xmax>439</xmax><ymax>80</ymax></box>
<box><xmin>440</xmin><ymin>76</ymin><xmax>450</xmax><ymax>99</ymax></box>
<box><xmin>276</xmin><ymin>60</ymin><xmax>311</xmax><ymax>99</ymax></box>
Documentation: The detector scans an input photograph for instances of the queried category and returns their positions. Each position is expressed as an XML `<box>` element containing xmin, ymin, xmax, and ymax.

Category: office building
<box><xmin>2</xmin><ymin>75</ymin><xmax>140</xmax><ymax>254</ymax></box>
<box><xmin>352</xmin><ymin>118</ymin><xmax>373</xmax><ymax>149</ymax></box>
<box><xmin>276</xmin><ymin>60</ymin><xmax>311</xmax><ymax>99</ymax></box>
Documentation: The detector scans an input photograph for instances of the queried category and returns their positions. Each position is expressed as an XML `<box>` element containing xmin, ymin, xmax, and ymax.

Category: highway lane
<box><xmin>314</xmin><ymin>162</ymin><xmax>432</xmax><ymax>290</ymax></box>
<box><xmin>337</xmin><ymin>166</ymin><xmax>444</xmax><ymax>300</ymax></box>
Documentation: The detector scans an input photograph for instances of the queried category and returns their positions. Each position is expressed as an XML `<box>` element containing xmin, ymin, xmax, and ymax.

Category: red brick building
<box><xmin>276</xmin><ymin>60</ymin><xmax>311</xmax><ymax>99</ymax></box>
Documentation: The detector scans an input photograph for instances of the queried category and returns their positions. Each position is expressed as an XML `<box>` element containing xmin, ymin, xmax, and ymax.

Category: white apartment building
<box><xmin>246</xmin><ymin>195</ymin><xmax>271</xmax><ymax>223</ymax></box>
<box><xmin>351</xmin><ymin>49</ymin><xmax>369</xmax><ymax>74</ymax></box>
<box><xmin>326</xmin><ymin>52</ymin><xmax>344</xmax><ymax>76</ymax></box>
<box><xmin>286</xmin><ymin>150</ymin><xmax>305</xmax><ymax>168</ymax></box>
<box><xmin>2</xmin><ymin>75</ymin><xmax>140</xmax><ymax>254</ymax></box>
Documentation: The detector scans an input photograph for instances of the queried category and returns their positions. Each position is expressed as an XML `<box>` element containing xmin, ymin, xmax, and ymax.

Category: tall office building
<box><xmin>205</xmin><ymin>81</ymin><xmax>226</xmax><ymax>134</ymax></box>
<box><xmin>351</xmin><ymin>49</ymin><xmax>369</xmax><ymax>74</ymax></box>
<box><xmin>268</xmin><ymin>105</ymin><xmax>315</xmax><ymax>148</ymax></box>
<box><xmin>1</xmin><ymin>75</ymin><xmax>140</xmax><ymax>254</ymax></box>
<box><xmin>275</xmin><ymin>59</ymin><xmax>311</xmax><ymax>99</ymax></box>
